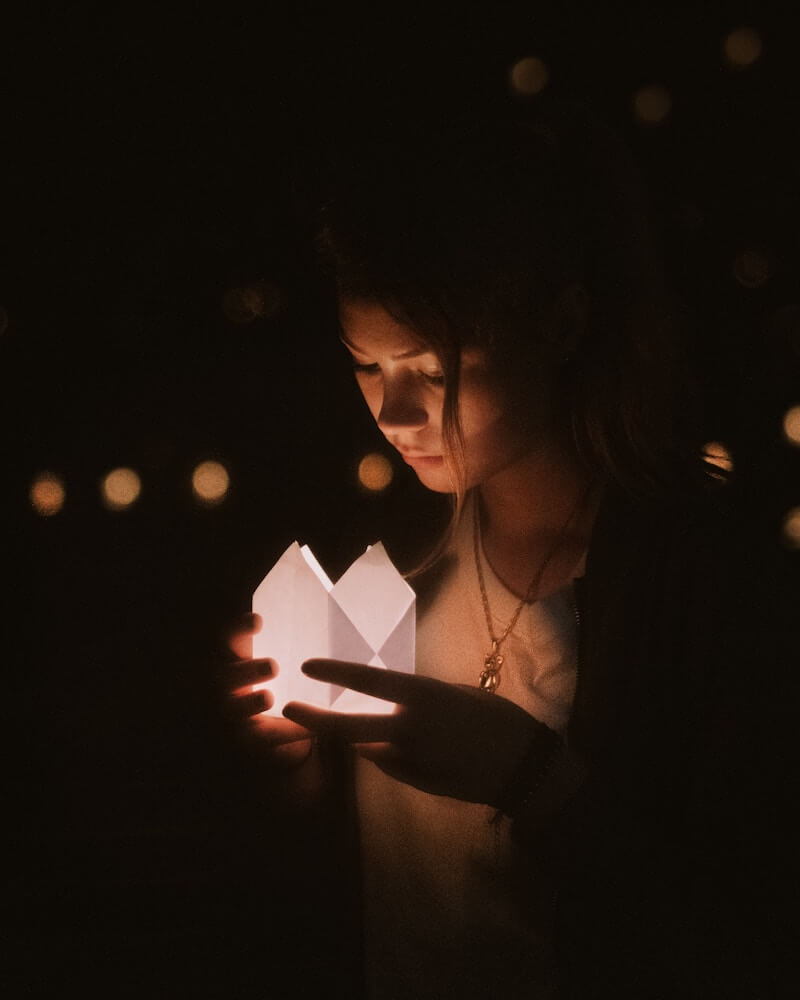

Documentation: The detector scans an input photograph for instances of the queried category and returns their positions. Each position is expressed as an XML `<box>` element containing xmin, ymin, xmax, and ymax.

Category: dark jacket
<box><xmin>546</xmin><ymin>482</ymin><xmax>798</xmax><ymax>998</ymax></box>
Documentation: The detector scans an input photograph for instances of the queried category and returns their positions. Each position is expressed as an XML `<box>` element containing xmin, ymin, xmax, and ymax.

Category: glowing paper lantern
<box><xmin>252</xmin><ymin>541</ymin><xmax>415</xmax><ymax>716</ymax></box>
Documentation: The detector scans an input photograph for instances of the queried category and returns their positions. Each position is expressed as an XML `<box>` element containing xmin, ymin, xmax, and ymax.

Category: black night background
<box><xmin>2</xmin><ymin>6</ymin><xmax>798</xmax><ymax>996</ymax></box>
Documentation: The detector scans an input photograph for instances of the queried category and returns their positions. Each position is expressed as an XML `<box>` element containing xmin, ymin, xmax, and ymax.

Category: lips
<box><xmin>400</xmin><ymin>452</ymin><xmax>444</xmax><ymax>466</ymax></box>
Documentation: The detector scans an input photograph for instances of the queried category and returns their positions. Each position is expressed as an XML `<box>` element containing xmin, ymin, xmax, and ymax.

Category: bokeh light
<box><xmin>633</xmin><ymin>84</ymin><xmax>672</xmax><ymax>125</ymax></box>
<box><xmin>781</xmin><ymin>507</ymin><xmax>800</xmax><ymax>550</ymax></box>
<box><xmin>509</xmin><ymin>56</ymin><xmax>549</xmax><ymax>97</ymax></box>
<box><xmin>703</xmin><ymin>441</ymin><xmax>734</xmax><ymax>476</ymax></box>
<box><xmin>192</xmin><ymin>460</ymin><xmax>230</xmax><ymax>505</ymax></box>
<box><xmin>782</xmin><ymin>405</ymin><xmax>800</xmax><ymax>447</ymax></box>
<box><xmin>222</xmin><ymin>280</ymin><xmax>281</xmax><ymax>325</ymax></box>
<box><xmin>101</xmin><ymin>467</ymin><xmax>142</xmax><ymax>510</ymax></box>
<box><xmin>30</xmin><ymin>473</ymin><xmax>66</xmax><ymax>516</ymax></box>
<box><xmin>723</xmin><ymin>27</ymin><xmax>763</xmax><ymax>69</ymax></box>
<box><xmin>733</xmin><ymin>249</ymin><xmax>770</xmax><ymax>289</ymax></box>
<box><xmin>358</xmin><ymin>452</ymin><xmax>394</xmax><ymax>493</ymax></box>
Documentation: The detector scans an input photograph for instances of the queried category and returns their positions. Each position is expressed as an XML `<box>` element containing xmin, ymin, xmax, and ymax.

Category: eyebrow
<box><xmin>339</xmin><ymin>334</ymin><xmax>432</xmax><ymax>361</ymax></box>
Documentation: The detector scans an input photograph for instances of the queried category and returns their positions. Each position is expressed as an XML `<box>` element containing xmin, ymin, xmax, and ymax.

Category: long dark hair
<box><xmin>315</xmin><ymin>102</ymin><xmax>706</xmax><ymax>555</ymax></box>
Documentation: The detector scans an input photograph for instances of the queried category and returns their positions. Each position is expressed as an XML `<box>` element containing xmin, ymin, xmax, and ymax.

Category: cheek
<box><xmin>356</xmin><ymin>379</ymin><xmax>382</xmax><ymax>421</ymax></box>
<box><xmin>457</xmin><ymin>383</ymin><xmax>507</xmax><ymax>445</ymax></box>
<box><xmin>458</xmin><ymin>387</ymin><xmax>532</xmax><ymax>466</ymax></box>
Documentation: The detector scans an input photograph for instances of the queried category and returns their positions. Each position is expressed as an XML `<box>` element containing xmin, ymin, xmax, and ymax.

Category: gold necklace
<box><xmin>473</xmin><ymin>484</ymin><xmax>590</xmax><ymax>693</ymax></box>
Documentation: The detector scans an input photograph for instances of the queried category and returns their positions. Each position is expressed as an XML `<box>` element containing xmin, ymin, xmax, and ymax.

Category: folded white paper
<box><xmin>251</xmin><ymin>541</ymin><xmax>415</xmax><ymax>715</ymax></box>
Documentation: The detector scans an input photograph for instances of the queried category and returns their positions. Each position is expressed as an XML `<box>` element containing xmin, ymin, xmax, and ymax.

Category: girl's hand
<box><xmin>227</xmin><ymin>614</ymin><xmax>312</xmax><ymax>767</ymax></box>
<box><xmin>283</xmin><ymin>659</ymin><xmax>556</xmax><ymax>808</ymax></box>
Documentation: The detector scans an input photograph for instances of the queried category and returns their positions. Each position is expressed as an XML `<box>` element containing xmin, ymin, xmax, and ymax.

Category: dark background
<box><xmin>2</xmin><ymin>5</ymin><xmax>798</xmax><ymax>996</ymax></box>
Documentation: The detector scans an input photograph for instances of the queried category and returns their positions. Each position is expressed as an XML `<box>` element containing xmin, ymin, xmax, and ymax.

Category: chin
<box><xmin>411</xmin><ymin>466</ymin><xmax>456</xmax><ymax>494</ymax></box>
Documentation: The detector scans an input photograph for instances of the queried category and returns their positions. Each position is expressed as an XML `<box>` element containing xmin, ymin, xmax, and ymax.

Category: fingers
<box><xmin>241</xmin><ymin>612</ymin><xmax>263</xmax><ymax>634</ymax></box>
<box><xmin>353</xmin><ymin>742</ymin><xmax>419</xmax><ymax>786</ymax></box>
<box><xmin>242</xmin><ymin>717</ymin><xmax>313</xmax><ymax>770</ymax></box>
<box><xmin>271</xmin><ymin>739</ymin><xmax>313</xmax><ymax>766</ymax></box>
<box><xmin>228</xmin><ymin>661</ymin><xmax>276</xmax><ymax>718</ymax></box>
<box><xmin>249</xmin><ymin>715</ymin><xmax>311</xmax><ymax>745</ymax></box>
<box><xmin>227</xmin><ymin>612</ymin><xmax>263</xmax><ymax>659</ymax></box>
<box><xmin>230</xmin><ymin>690</ymin><xmax>271</xmax><ymax>719</ymax></box>
<box><xmin>230</xmin><ymin>657</ymin><xmax>277</xmax><ymax>689</ymax></box>
<box><xmin>282</xmin><ymin>700</ymin><xmax>402</xmax><ymax>742</ymax></box>
<box><xmin>302</xmin><ymin>659</ymin><xmax>434</xmax><ymax>706</ymax></box>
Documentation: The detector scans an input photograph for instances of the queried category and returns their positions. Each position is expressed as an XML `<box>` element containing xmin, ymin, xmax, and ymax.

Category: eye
<box><xmin>420</xmin><ymin>370</ymin><xmax>445</xmax><ymax>386</ymax></box>
<box><xmin>352</xmin><ymin>362</ymin><xmax>381</xmax><ymax>376</ymax></box>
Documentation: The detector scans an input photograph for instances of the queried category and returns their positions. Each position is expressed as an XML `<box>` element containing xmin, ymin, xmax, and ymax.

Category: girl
<box><xmin>231</xmin><ymin>106</ymin><xmax>795</xmax><ymax>998</ymax></box>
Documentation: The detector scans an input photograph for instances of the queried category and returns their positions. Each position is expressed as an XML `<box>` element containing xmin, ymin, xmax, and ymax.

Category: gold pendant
<box><xmin>479</xmin><ymin>640</ymin><xmax>503</xmax><ymax>693</ymax></box>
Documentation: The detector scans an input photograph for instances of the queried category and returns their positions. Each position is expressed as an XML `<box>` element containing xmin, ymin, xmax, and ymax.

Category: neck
<box><xmin>476</xmin><ymin>436</ymin><xmax>602</xmax><ymax>598</ymax></box>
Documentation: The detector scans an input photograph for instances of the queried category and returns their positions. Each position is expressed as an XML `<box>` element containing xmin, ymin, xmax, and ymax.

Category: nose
<box><xmin>376</xmin><ymin>378</ymin><xmax>429</xmax><ymax>433</ymax></box>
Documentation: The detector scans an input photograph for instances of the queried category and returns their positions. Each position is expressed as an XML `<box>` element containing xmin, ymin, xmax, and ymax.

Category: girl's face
<box><xmin>339</xmin><ymin>300</ymin><xmax>557</xmax><ymax>494</ymax></box>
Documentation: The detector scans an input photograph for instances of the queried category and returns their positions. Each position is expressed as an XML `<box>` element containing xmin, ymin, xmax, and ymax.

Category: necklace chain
<box><xmin>473</xmin><ymin>484</ymin><xmax>591</xmax><ymax>693</ymax></box>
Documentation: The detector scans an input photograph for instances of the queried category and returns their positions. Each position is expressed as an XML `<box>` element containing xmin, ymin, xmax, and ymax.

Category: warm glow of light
<box><xmin>192</xmin><ymin>460</ymin><xmax>230</xmax><ymax>504</ymax></box>
<box><xmin>358</xmin><ymin>452</ymin><xmax>394</xmax><ymax>493</ymax></box>
<box><xmin>733</xmin><ymin>250</ymin><xmax>770</xmax><ymax>289</ymax></box>
<box><xmin>633</xmin><ymin>85</ymin><xmax>672</xmax><ymax>125</ymax></box>
<box><xmin>222</xmin><ymin>280</ymin><xmax>281</xmax><ymax>324</ymax></box>
<box><xmin>509</xmin><ymin>56</ymin><xmax>549</xmax><ymax>96</ymax></box>
<box><xmin>703</xmin><ymin>441</ymin><xmax>734</xmax><ymax>475</ymax></box>
<box><xmin>782</xmin><ymin>405</ymin><xmax>800</xmax><ymax>447</ymax></box>
<box><xmin>781</xmin><ymin>507</ymin><xmax>800</xmax><ymax>550</ymax></box>
<box><xmin>229</xmin><ymin>616</ymin><xmax>262</xmax><ymax>660</ymax></box>
<box><xmin>724</xmin><ymin>27</ymin><xmax>763</xmax><ymax>68</ymax></box>
<box><xmin>30</xmin><ymin>473</ymin><xmax>65</xmax><ymax>516</ymax></box>
<box><xmin>101</xmin><ymin>467</ymin><xmax>141</xmax><ymax>510</ymax></box>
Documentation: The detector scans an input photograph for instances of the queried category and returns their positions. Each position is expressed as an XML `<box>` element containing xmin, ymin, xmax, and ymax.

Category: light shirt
<box><xmin>355</xmin><ymin>496</ymin><xmax>584</xmax><ymax>998</ymax></box>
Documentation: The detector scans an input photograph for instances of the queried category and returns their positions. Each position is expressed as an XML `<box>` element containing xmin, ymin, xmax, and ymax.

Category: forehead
<box><xmin>338</xmin><ymin>300</ymin><xmax>432</xmax><ymax>357</ymax></box>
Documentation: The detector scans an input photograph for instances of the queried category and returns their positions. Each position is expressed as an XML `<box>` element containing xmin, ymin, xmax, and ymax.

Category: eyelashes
<box><xmin>352</xmin><ymin>362</ymin><xmax>445</xmax><ymax>387</ymax></box>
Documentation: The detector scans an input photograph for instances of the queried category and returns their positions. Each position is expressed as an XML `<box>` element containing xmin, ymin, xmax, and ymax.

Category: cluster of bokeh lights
<box><xmin>509</xmin><ymin>25</ymin><xmax>762</xmax><ymax>122</ymax></box>
<box><xmin>29</xmin><ymin>452</ymin><xmax>394</xmax><ymax>517</ymax></box>
<box><xmin>29</xmin><ymin>461</ymin><xmax>232</xmax><ymax>516</ymax></box>
<box><xmin>28</xmin><ymin>453</ymin><xmax>398</xmax><ymax>518</ymax></box>
<box><xmin>24</xmin><ymin>24</ymin><xmax>796</xmax><ymax>551</ymax></box>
